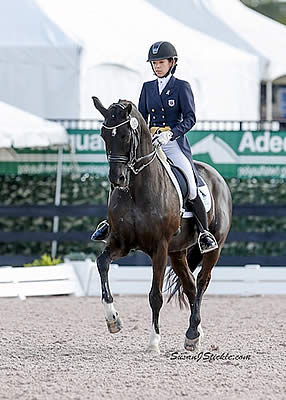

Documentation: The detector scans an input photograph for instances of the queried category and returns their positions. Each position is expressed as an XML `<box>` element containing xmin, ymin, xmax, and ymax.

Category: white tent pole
<box><xmin>266</xmin><ymin>80</ymin><xmax>272</xmax><ymax>121</ymax></box>
<box><xmin>51</xmin><ymin>146</ymin><xmax>63</xmax><ymax>259</ymax></box>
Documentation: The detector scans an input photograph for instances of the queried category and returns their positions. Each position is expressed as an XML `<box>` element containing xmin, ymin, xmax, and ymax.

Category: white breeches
<box><xmin>161</xmin><ymin>140</ymin><xmax>197</xmax><ymax>200</ymax></box>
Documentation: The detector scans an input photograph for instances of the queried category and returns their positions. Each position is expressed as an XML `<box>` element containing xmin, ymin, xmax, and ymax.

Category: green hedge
<box><xmin>0</xmin><ymin>175</ymin><xmax>285</xmax><ymax>257</ymax></box>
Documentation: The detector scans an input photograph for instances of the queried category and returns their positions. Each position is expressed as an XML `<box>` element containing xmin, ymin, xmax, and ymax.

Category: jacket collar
<box><xmin>152</xmin><ymin>75</ymin><xmax>176</xmax><ymax>97</ymax></box>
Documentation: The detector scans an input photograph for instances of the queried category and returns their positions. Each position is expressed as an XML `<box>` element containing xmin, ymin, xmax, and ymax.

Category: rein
<box><xmin>102</xmin><ymin>114</ymin><xmax>157</xmax><ymax>175</ymax></box>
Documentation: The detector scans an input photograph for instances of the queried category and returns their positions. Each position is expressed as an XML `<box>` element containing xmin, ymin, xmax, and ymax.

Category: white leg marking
<box><xmin>198</xmin><ymin>323</ymin><xmax>204</xmax><ymax>340</ymax></box>
<box><xmin>102</xmin><ymin>300</ymin><xmax>118</xmax><ymax>322</ymax></box>
<box><xmin>147</xmin><ymin>325</ymin><xmax>161</xmax><ymax>354</ymax></box>
<box><xmin>102</xmin><ymin>300</ymin><xmax>122</xmax><ymax>333</ymax></box>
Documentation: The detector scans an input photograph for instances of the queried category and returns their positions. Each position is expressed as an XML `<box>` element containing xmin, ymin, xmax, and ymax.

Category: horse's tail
<box><xmin>165</xmin><ymin>244</ymin><xmax>203</xmax><ymax>308</ymax></box>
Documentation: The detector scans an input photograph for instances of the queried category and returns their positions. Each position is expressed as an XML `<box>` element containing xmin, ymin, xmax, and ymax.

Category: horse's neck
<box><xmin>130</xmin><ymin>132</ymin><xmax>165</xmax><ymax>201</ymax></box>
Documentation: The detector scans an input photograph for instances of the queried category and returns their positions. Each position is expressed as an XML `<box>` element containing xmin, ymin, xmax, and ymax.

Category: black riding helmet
<box><xmin>147</xmin><ymin>41</ymin><xmax>178</xmax><ymax>76</ymax></box>
<box><xmin>147</xmin><ymin>41</ymin><xmax>177</xmax><ymax>61</ymax></box>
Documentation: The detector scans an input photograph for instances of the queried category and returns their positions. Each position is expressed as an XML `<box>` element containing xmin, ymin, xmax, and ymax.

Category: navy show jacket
<box><xmin>138</xmin><ymin>75</ymin><xmax>198</xmax><ymax>172</ymax></box>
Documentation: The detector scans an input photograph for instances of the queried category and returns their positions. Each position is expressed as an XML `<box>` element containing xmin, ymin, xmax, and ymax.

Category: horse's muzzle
<box><xmin>109</xmin><ymin>166</ymin><xmax>129</xmax><ymax>188</ymax></box>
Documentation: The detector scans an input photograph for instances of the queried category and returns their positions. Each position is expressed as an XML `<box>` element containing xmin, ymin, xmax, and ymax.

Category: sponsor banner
<box><xmin>187</xmin><ymin>130</ymin><xmax>286</xmax><ymax>179</ymax></box>
<box><xmin>1</xmin><ymin>129</ymin><xmax>286</xmax><ymax>179</ymax></box>
<box><xmin>0</xmin><ymin>129</ymin><xmax>109</xmax><ymax>176</ymax></box>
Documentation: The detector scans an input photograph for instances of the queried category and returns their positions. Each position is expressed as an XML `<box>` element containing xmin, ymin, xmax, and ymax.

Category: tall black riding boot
<box><xmin>187</xmin><ymin>195</ymin><xmax>218</xmax><ymax>254</ymax></box>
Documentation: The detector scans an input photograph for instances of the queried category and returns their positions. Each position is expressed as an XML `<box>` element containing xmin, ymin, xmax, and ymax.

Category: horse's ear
<box><xmin>92</xmin><ymin>96</ymin><xmax>108</xmax><ymax>118</ymax></box>
<box><xmin>126</xmin><ymin>103</ymin><xmax>132</xmax><ymax>116</ymax></box>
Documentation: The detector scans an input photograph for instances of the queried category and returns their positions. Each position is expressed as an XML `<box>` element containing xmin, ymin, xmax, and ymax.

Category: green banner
<box><xmin>0</xmin><ymin>129</ymin><xmax>108</xmax><ymax>176</ymax></box>
<box><xmin>1</xmin><ymin>129</ymin><xmax>286</xmax><ymax>179</ymax></box>
<box><xmin>187</xmin><ymin>130</ymin><xmax>286</xmax><ymax>179</ymax></box>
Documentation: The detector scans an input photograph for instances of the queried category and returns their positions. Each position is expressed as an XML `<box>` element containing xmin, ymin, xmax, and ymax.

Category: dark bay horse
<box><xmin>92</xmin><ymin>97</ymin><xmax>232</xmax><ymax>353</ymax></box>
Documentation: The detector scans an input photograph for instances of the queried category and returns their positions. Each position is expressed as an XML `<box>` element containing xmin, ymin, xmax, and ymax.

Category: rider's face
<box><xmin>152</xmin><ymin>59</ymin><xmax>173</xmax><ymax>77</ymax></box>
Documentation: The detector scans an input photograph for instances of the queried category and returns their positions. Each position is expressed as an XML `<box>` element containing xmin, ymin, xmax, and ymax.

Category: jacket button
<box><xmin>162</xmin><ymin>122</ymin><xmax>166</xmax><ymax>126</ymax></box>
<box><xmin>162</xmin><ymin>115</ymin><xmax>165</xmax><ymax>119</ymax></box>
<box><xmin>161</xmin><ymin>108</ymin><xmax>164</xmax><ymax>111</ymax></box>
<box><xmin>153</xmin><ymin>116</ymin><xmax>156</xmax><ymax>119</ymax></box>
<box><xmin>152</xmin><ymin>108</ymin><xmax>155</xmax><ymax>112</ymax></box>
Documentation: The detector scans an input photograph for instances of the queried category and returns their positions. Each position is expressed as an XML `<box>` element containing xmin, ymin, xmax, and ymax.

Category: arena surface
<box><xmin>0</xmin><ymin>295</ymin><xmax>285</xmax><ymax>399</ymax></box>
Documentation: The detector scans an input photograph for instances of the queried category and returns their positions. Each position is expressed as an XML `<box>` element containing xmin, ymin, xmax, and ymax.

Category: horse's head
<box><xmin>92</xmin><ymin>97</ymin><xmax>142</xmax><ymax>188</ymax></box>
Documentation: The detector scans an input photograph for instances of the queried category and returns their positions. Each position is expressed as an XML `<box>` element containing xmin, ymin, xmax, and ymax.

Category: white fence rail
<box><xmin>0</xmin><ymin>261</ymin><xmax>285</xmax><ymax>299</ymax></box>
<box><xmin>71</xmin><ymin>260</ymin><xmax>286</xmax><ymax>296</ymax></box>
<box><xmin>0</xmin><ymin>263</ymin><xmax>83</xmax><ymax>299</ymax></box>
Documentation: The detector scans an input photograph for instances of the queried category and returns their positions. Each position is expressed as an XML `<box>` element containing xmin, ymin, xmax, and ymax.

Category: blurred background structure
<box><xmin>0</xmin><ymin>0</ymin><xmax>82</xmax><ymax>119</ymax></box>
<box><xmin>0</xmin><ymin>0</ymin><xmax>285</xmax><ymax>121</ymax></box>
<box><xmin>0</xmin><ymin>0</ymin><xmax>286</xmax><ymax>268</ymax></box>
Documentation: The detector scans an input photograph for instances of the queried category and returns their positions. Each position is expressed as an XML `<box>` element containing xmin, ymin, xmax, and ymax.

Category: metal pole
<box><xmin>266</xmin><ymin>80</ymin><xmax>272</xmax><ymax>121</ymax></box>
<box><xmin>51</xmin><ymin>146</ymin><xmax>63</xmax><ymax>258</ymax></box>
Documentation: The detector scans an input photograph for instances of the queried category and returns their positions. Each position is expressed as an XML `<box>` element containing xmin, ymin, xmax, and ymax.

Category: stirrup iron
<box><xmin>198</xmin><ymin>231</ymin><xmax>218</xmax><ymax>254</ymax></box>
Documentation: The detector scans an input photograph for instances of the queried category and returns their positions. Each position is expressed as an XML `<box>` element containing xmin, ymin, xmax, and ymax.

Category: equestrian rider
<box><xmin>91</xmin><ymin>41</ymin><xmax>218</xmax><ymax>254</ymax></box>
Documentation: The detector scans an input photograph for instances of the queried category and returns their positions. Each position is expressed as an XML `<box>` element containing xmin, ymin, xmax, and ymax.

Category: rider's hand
<box><xmin>152</xmin><ymin>130</ymin><xmax>173</xmax><ymax>147</ymax></box>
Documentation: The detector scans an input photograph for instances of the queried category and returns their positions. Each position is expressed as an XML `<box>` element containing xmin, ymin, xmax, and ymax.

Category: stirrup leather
<box><xmin>198</xmin><ymin>231</ymin><xmax>218</xmax><ymax>254</ymax></box>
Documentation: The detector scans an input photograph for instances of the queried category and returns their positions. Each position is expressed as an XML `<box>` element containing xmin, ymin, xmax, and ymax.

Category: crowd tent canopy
<box><xmin>36</xmin><ymin>0</ymin><xmax>261</xmax><ymax>121</ymax></box>
<box><xmin>0</xmin><ymin>101</ymin><xmax>68</xmax><ymax>149</ymax></box>
<box><xmin>148</xmin><ymin>0</ymin><xmax>286</xmax><ymax>120</ymax></box>
<box><xmin>0</xmin><ymin>0</ymin><xmax>82</xmax><ymax>120</ymax></box>
<box><xmin>0</xmin><ymin>101</ymin><xmax>69</xmax><ymax>257</ymax></box>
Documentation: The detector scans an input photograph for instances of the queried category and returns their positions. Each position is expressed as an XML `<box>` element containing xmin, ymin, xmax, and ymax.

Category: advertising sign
<box><xmin>1</xmin><ymin>129</ymin><xmax>286</xmax><ymax>179</ymax></box>
<box><xmin>187</xmin><ymin>130</ymin><xmax>286</xmax><ymax>179</ymax></box>
<box><xmin>0</xmin><ymin>129</ymin><xmax>108</xmax><ymax>176</ymax></box>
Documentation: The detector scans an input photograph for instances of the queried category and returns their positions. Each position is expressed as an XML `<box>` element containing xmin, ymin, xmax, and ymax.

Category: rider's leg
<box><xmin>91</xmin><ymin>186</ymin><xmax>113</xmax><ymax>241</ymax></box>
<box><xmin>161</xmin><ymin>141</ymin><xmax>218</xmax><ymax>254</ymax></box>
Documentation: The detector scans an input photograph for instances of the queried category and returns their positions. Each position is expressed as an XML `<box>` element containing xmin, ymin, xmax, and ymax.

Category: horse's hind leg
<box><xmin>185</xmin><ymin>248</ymin><xmax>221</xmax><ymax>351</ymax></box>
<box><xmin>148</xmin><ymin>240</ymin><xmax>168</xmax><ymax>354</ymax></box>
<box><xmin>97</xmin><ymin>244</ymin><xmax>127</xmax><ymax>334</ymax></box>
<box><xmin>168</xmin><ymin>250</ymin><xmax>197</xmax><ymax>308</ymax></box>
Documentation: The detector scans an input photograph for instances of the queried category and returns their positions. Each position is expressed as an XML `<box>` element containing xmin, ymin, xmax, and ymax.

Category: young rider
<box><xmin>91</xmin><ymin>41</ymin><xmax>217</xmax><ymax>254</ymax></box>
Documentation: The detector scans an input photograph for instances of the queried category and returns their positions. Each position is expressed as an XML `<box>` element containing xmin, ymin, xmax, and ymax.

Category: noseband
<box><xmin>102</xmin><ymin>111</ymin><xmax>157</xmax><ymax>175</ymax></box>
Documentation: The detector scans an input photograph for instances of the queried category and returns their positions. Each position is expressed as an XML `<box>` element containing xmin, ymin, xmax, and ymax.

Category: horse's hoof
<box><xmin>106</xmin><ymin>317</ymin><xmax>123</xmax><ymax>334</ymax></box>
<box><xmin>184</xmin><ymin>335</ymin><xmax>202</xmax><ymax>352</ymax></box>
<box><xmin>147</xmin><ymin>345</ymin><xmax>160</xmax><ymax>354</ymax></box>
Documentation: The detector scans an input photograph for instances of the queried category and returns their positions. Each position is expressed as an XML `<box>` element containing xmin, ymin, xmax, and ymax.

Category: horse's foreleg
<box><xmin>185</xmin><ymin>249</ymin><xmax>220</xmax><ymax>351</ymax></box>
<box><xmin>97</xmin><ymin>246</ymin><xmax>123</xmax><ymax>334</ymax></box>
<box><xmin>148</xmin><ymin>241</ymin><xmax>168</xmax><ymax>354</ymax></box>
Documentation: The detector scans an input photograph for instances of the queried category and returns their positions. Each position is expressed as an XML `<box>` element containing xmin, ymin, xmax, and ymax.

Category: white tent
<box><xmin>36</xmin><ymin>0</ymin><xmax>261</xmax><ymax>121</ymax></box>
<box><xmin>207</xmin><ymin>0</ymin><xmax>286</xmax><ymax>119</ymax></box>
<box><xmin>148</xmin><ymin>0</ymin><xmax>286</xmax><ymax>119</ymax></box>
<box><xmin>207</xmin><ymin>0</ymin><xmax>286</xmax><ymax>81</ymax></box>
<box><xmin>0</xmin><ymin>101</ymin><xmax>68</xmax><ymax>149</ymax></box>
<box><xmin>147</xmin><ymin>0</ymin><xmax>267</xmax><ymax>73</ymax></box>
<box><xmin>0</xmin><ymin>101</ymin><xmax>69</xmax><ymax>258</ymax></box>
<box><xmin>0</xmin><ymin>0</ymin><xmax>82</xmax><ymax>119</ymax></box>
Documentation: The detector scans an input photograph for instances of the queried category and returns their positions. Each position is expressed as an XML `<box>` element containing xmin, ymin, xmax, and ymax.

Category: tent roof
<box><xmin>207</xmin><ymin>0</ymin><xmax>286</xmax><ymax>80</ymax></box>
<box><xmin>0</xmin><ymin>0</ymin><xmax>80</xmax><ymax>47</ymax></box>
<box><xmin>0</xmin><ymin>102</ymin><xmax>68</xmax><ymax>149</ymax></box>
<box><xmin>148</xmin><ymin>0</ymin><xmax>286</xmax><ymax>80</ymax></box>
<box><xmin>36</xmin><ymin>0</ymin><xmax>258</xmax><ymax>69</ymax></box>
<box><xmin>36</xmin><ymin>0</ymin><xmax>261</xmax><ymax>120</ymax></box>
<box><xmin>147</xmin><ymin>0</ymin><xmax>263</xmax><ymax>57</ymax></box>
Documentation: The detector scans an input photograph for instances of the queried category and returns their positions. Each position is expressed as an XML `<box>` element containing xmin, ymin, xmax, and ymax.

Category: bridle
<box><xmin>102</xmin><ymin>112</ymin><xmax>157</xmax><ymax>175</ymax></box>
